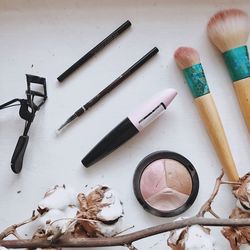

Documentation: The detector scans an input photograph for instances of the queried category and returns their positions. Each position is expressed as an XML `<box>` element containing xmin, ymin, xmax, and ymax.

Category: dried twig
<box><xmin>124</xmin><ymin>243</ymin><xmax>138</xmax><ymax>250</ymax></box>
<box><xmin>197</xmin><ymin>171</ymin><xmax>224</xmax><ymax>217</ymax></box>
<box><xmin>114</xmin><ymin>225</ymin><xmax>135</xmax><ymax>236</ymax></box>
<box><xmin>0</xmin><ymin>211</ymin><xmax>38</xmax><ymax>240</ymax></box>
<box><xmin>0</xmin><ymin>217</ymin><xmax>250</xmax><ymax>248</ymax></box>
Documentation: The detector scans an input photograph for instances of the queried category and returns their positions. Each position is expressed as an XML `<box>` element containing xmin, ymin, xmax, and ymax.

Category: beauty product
<box><xmin>82</xmin><ymin>88</ymin><xmax>177</xmax><ymax>168</ymax></box>
<box><xmin>174</xmin><ymin>47</ymin><xmax>239</xmax><ymax>181</ymax></box>
<box><xmin>57</xmin><ymin>20</ymin><xmax>131</xmax><ymax>82</ymax></box>
<box><xmin>133</xmin><ymin>151</ymin><xmax>199</xmax><ymax>217</ymax></box>
<box><xmin>57</xmin><ymin>47</ymin><xmax>159</xmax><ymax>132</ymax></box>
<box><xmin>0</xmin><ymin>75</ymin><xmax>47</xmax><ymax>173</ymax></box>
<box><xmin>207</xmin><ymin>9</ymin><xmax>250</xmax><ymax>133</ymax></box>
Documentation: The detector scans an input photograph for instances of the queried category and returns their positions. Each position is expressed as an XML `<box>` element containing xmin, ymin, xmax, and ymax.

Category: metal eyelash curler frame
<box><xmin>0</xmin><ymin>74</ymin><xmax>47</xmax><ymax>174</ymax></box>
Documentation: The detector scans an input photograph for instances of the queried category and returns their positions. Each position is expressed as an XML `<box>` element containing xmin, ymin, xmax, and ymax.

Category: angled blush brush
<box><xmin>207</xmin><ymin>9</ymin><xmax>250</xmax><ymax>132</ymax></box>
<box><xmin>174</xmin><ymin>47</ymin><xmax>239</xmax><ymax>181</ymax></box>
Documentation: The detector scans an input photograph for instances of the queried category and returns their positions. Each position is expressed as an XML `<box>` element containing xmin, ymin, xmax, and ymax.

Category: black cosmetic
<box><xmin>81</xmin><ymin>89</ymin><xmax>177</xmax><ymax>167</ymax></box>
<box><xmin>82</xmin><ymin>118</ymin><xmax>139</xmax><ymax>167</ymax></box>
<box><xmin>0</xmin><ymin>75</ymin><xmax>47</xmax><ymax>173</ymax></box>
<box><xmin>57</xmin><ymin>47</ymin><xmax>159</xmax><ymax>132</ymax></box>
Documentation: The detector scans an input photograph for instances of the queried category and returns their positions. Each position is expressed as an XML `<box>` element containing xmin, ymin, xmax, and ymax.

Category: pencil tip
<box><xmin>57</xmin><ymin>123</ymin><xmax>66</xmax><ymax>133</ymax></box>
<box><xmin>55</xmin><ymin>129</ymin><xmax>61</xmax><ymax>136</ymax></box>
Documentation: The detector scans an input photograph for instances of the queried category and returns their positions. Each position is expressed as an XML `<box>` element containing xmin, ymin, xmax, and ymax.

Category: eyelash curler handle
<box><xmin>11</xmin><ymin>135</ymin><xmax>29</xmax><ymax>174</ymax></box>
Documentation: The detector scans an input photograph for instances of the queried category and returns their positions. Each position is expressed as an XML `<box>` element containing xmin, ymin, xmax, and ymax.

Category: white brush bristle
<box><xmin>207</xmin><ymin>9</ymin><xmax>250</xmax><ymax>52</ymax></box>
<box><xmin>174</xmin><ymin>47</ymin><xmax>201</xmax><ymax>69</ymax></box>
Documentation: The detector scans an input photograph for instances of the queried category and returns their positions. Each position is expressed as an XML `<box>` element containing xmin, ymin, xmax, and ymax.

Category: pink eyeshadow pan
<box><xmin>133</xmin><ymin>151</ymin><xmax>199</xmax><ymax>217</ymax></box>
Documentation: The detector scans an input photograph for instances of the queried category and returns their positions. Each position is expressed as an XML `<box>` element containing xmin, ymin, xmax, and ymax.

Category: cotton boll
<box><xmin>38</xmin><ymin>209</ymin><xmax>66</xmax><ymax>232</ymax></box>
<box><xmin>36</xmin><ymin>206</ymin><xmax>78</xmax><ymax>238</ymax></box>
<box><xmin>247</xmin><ymin>182</ymin><xmax>250</xmax><ymax>193</ymax></box>
<box><xmin>236</xmin><ymin>199</ymin><xmax>250</xmax><ymax>212</ymax></box>
<box><xmin>97</xmin><ymin>189</ymin><xmax>123</xmax><ymax>221</ymax></box>
<box><xmin>168</xmin><ymin>224</ymin><xmax>216</xmax><ymax>250</ymax></box>
<box><xmin>27</xmin><ymin>210</ymin><xmax>66</xmax><ymax>239</ymax></box>
<box><xmin>222</xmin><ymin>207</ymin><xmax>250</xmax><ymax>249</ymax></box>
<box><xmin>65</xmin><ymin>206</ymin><xmax>79</xmax><ymax>219</ymax></box>
<box><xmin>167</xmin><ymin>217</ymin><xmax>188</xmax><ymax>248</ymax></box>
<box><xmin>38</xmin><ymin>186</ymin><xmax>78</xmax><ymax>211</ymax></box>
<box><xmin>33</xmin><ymin>186</ymin><xmax>79</xmax><ymax>239</ymax></box>
<box><xmin>94</xmin><ymin>217</ymin><xmax>123</xmax><ymax>237</ymax></box>
<box><xmin>76</xmin><ymin>185</ymin><xmax>124</xmax><ymax>237</ymax></box>
<box><xmin>233</xmin><ymin>173</ymin><xmax>250</xmax><ymax>209</ymax></box>
<box><xmin>185</xmin><ymin>225</ymin><xmax>216</xmax><ymax>250</ymax></box>
<box><xmin>61</xmin><ymin>206</ymin><xmax>79</xmax><ymax>233</ymax></box>
<box><xmin>168</xmin><ymin>227</ymin><xmax>185</xmax><ymax>246</ymax></box>
<box><xmin>241</xmin><ymin>182</ymin><xmax>250</xmax><ymax>208</ymax></box>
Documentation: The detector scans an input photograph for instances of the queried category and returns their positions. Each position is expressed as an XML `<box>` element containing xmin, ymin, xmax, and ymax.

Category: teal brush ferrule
<box><xmin>223</xmin><ymin>46</ymin><xmax>250</xmax><ymax>82</ymax></box>
<box><xmin>183</xmin><ymin>63</ymin><xmax>210</xmax><ymax>98</ymax></box>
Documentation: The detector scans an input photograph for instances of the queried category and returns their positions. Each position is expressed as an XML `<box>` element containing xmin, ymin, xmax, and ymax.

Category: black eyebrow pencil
<box><xmin>57</xmin><ymin>47</ymin><xmax>159</xmax><ymax>132</ymax></box>
<box><xmin>57</xmin><ymin>20</ymin><xmax>132</xmax><ymax>82</ymax></box>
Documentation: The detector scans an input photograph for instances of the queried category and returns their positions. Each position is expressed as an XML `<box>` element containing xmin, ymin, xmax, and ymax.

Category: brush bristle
<box><xmin>207</xmin><ymin>9</ymin><xmax>250</xmax><ymax>52</ymax></box>
<box><xmin>174</xmin><ymin>47</ymin><xmax>201</xmax><ymax>69</ymax></box>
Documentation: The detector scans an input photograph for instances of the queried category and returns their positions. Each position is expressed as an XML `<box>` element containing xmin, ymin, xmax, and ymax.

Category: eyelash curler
<box><xmin>0</xmin><ymin>74</ymin><xmax>47</xmax><ymax>174</ymax></box>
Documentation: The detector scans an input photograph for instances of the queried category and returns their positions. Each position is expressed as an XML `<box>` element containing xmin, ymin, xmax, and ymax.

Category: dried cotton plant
<box><xmin>0</xmin><ymin>172</ymin><xmax>250</xmax><ymax>250</ymax></box>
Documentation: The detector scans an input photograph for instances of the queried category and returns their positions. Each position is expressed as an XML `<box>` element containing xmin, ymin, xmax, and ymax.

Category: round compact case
<box><xmin>133</xmin><ymin>151</ymin><xmax>199</xmax><ymax>217</ymax></box>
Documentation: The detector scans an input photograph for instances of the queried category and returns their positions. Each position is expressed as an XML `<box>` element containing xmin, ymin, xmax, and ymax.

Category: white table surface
<box><xmin>0</xmin><ymin>0</ymin><xmax>250</xmax><ymax>249</ymax></box>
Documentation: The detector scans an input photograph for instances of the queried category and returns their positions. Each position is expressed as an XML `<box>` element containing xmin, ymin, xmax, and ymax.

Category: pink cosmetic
<box><xmin>82</xmin><ymin>89</ymin><xmax>177</xmax><ymax>167</ymax></box>
<box><xmin>140</xmin><ymin>159</ymin><xmax>192</xmax><ymax>211</ymax></box>
<box><xmin>133</xmin><ymin>151</ymin><xmax>199</xmax><ymax>217</ymax></box>
<box><xmin>129</xmin><ymin>88</ymin><xmax>177</xmax><ymax>131</ymax></box>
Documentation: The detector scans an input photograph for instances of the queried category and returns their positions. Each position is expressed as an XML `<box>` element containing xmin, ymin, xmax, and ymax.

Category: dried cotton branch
<box><xmin>1</xmin><ymin>173</ymin><xmax>250</xmax><ymax>249</ymax></box>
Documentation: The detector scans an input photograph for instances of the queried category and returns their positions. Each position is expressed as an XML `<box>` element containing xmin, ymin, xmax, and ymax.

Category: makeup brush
<box><xmin>174</xmin><ymin>47</ymin><xmax>239</xmax><ymax>181</ymax></box>
<box><xmin>207</xmin><ymin>9</ymin><xmax>250</xmax><ymax>132</ymax></box>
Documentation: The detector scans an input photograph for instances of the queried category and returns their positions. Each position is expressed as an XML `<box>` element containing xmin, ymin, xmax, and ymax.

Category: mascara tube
<box><xmin>82</xmin><ymin>88</ymin><xmax>177</xmax><ymax>167</ymax></box>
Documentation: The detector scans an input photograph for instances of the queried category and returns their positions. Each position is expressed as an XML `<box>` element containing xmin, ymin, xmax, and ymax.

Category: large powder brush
<box><xmin>175</xmin><ymin>47</ymin><xmax>239</xmax><ymax>181</ymax></box>
<box><xmin>207</xmin><ymin>9</ymin><xmax>250</xmax><ymax>132</ymax></box>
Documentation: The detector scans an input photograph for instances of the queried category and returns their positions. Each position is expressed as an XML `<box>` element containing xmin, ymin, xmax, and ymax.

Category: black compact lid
<box><xmin>133</xmin><ymin>151</ymin><xmax>199</xmax><ymax>217</ymax></box>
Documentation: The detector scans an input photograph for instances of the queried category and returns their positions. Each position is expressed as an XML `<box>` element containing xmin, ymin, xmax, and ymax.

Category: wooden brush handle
<box><xmin>233</xmin><ymin>78</ymin><xmax>250</xmax><ymax>132</ymax></box>
<box><xmin>195</xmin><ymin>94</ymin><xmax>239</xmax><ymax>181</ymax></box>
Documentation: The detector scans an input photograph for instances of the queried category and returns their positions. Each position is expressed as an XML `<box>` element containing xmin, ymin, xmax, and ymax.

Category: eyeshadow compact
<box><xmin>133</xmin><ymin>151</ymin><xmax>199</xmax><ymax>217</ymax></box>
